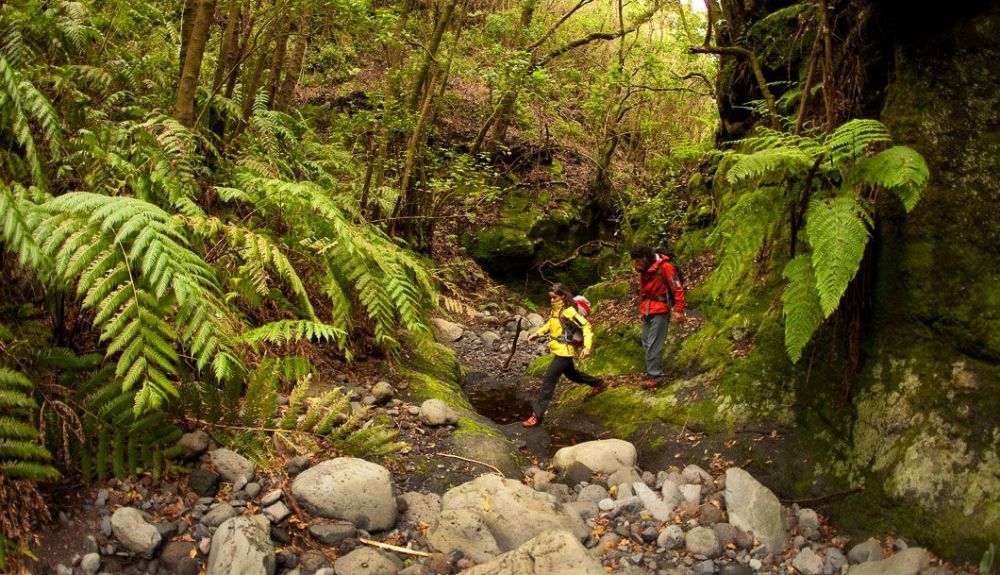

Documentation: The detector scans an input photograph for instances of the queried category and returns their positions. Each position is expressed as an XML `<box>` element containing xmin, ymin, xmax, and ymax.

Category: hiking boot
<box><xmin>588</xmin><ymin>380</ymin><xmax>608</xmax><ymax>397</ymax></box>
<box><xmin>522</xmin><ymin>413</ymin><xmax>540</xmax><ymax>427</ymax></box>
<box><xmin>641</xmin><ymin>378</ymin><xmax>661</xmax><ymax>391</ymax></box>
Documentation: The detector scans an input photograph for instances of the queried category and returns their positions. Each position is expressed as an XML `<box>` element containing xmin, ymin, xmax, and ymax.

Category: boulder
<box><xmin>657</xmin><ymin>525</ymin><xmax>685</xmax><ymax>550</ymax></box>
<box><xmin>333</xmin><ymin>548</ymin><xmax>403</xmax><ymax>575</ymax></box>
<box><xmin>291</xmin><ymin>458</ymin><xmax>397</xmax><ymax>531</ymax></box>
<box><xmin>176</xmin><ymin>431</ymin><xmax>210</xmax><ymax>459</ymax></box>
<box><xmin>632</xmin><ymin>482</ymin><xmax>675</xmax><ymax>522</ymax></box>
<box><xmin>308</xmin><ymin>521</ymin><xmax>356</xmax><ymax>546</ymax></box>
<box><xmin>208</xmin><ymin>515</ymin><xmax>275</xmax><ymax>575</ymax></box>
<box><xmin>429</xmin><ymin>318</ymin><xmax>465</xmax><ymax>342</ymax></box>
<box><xmin>419</xmin><ymin>399</ymin><xmax>459</xmax><ymax>426</ymax></box>
<box><xmin>793</xmin><ymin>548</ymin><xmax>825</xmax><ymax>575</ymax></box>
<box><xmin>849</xmin><ymin>538</ymin><xmax>886</xmax><ymax>564</ymax></box>
<box><xmin>458</xmin><ymin>529</ymin><xmax>605</xmax><ymax>575</ymax></box>
<box><xmin>210</xmin><ymin>448</ymin><xmax>256</xmax><ymax>483</ymax></box>
<box><xmin>399</xmin><ymin>491</ymin><xmax>441</xmax><ymax>526</ymax></box>
<box><xmin>685</xmin><ymin>526</ymin><xmax>722</xmax><ymax>558</ymax></box>
<box><xmin>847</xmin><ymin>549</ymin><xmax>930</xmax><ymax>575</ymax></box>
<box><xmin>202</xmin><ymin>503</ymin><xmax>239</xmax><ymax>527</ymax></box>
<box><xmin>428</xmin><ymin>474</ymin><xmax>588</xmax><ymax>563</ymax></box>
<box><xmin>552</xmin><ymin>439</ymin><xmax>636</xmax><ymax>476</ymax></box>
<box><xmin>480</xmin><ymin>331</ymin><xmax>502</xmax><ymax>348</ymax></box>
<box><xmin>724</xmin><ymin>468</ymin><xmax>786</xmax><ymax>554</ymax></box>
<box><xmin>111</xmin><ymin>507</ymin><xmax>161</xmax><ymax>558</ymax></box>
<box><xmin>371</xmin><ymin>381</ymin><xmax>394</xmax><ymax>404</ymax></box>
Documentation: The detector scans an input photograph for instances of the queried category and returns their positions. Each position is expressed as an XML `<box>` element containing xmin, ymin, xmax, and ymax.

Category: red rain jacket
<box><xmin>639</xmin><ymin>255</ymin><xmax>685</xmax><ymax>316</ymax></box>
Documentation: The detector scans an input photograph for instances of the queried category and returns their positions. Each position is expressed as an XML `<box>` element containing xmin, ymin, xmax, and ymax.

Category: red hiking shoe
<box><xmin>522</xmin><ymin>413</ymin><xmax>540</xmax><ymax>427</ymax></box>
<box><xmin>588</xmin><ymin>380</ymin><xmax>608</xmax><ymax>397</ymax></box>
<box><xmin>641</xmin><ymin>378</ymin><xmax>660</xmax><ymax>391</ymax></box>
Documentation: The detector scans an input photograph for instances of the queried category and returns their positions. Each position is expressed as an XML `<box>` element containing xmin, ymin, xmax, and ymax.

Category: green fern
<box><xmin>855</xmin><ymin>146</ymin><xmax>929</xmax><ymax>212</ymax></box>
<box><xmin>0</xmin><ymin>368</ymin><xmax>59</xmax><ymax>480</ymax></box>
<box><xmin>781</xmin><ymin>255</ymin><xmax>824</xmax><ymax>362</ymax></box>
<box><xmin>805</xmin><ymin>196</ymin><xmax>871</xmax><ymax>317</ymax></box>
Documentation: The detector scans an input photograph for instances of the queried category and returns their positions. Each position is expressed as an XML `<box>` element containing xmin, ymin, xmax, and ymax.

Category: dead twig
<box><xmin>501</xmin><ymin>317</ymin><xmax>522</xmax><ymax>372</ymax></box>
<box><xmin>435</xmin><ymin>452</ymin><xmax>505</xmax><ymax>477</ymax></box>
<box><xmin>360</xmin><ymin>538</ymin><xmax>433</xmax><ymax>557</ymax></box>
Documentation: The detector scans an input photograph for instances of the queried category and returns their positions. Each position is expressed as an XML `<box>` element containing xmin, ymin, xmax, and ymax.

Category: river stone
<box><xmin>552</xmin><ymin>439</ymin><xmax>636</xmax><ymax>476</ymax></box>
<box><xmin>683</xmin><ymin>465</ymin><xmax>714</xmax><ymax>485</ymax></box>
<box><xmin>658</xmin><ymin>525</ymin><xmax>685</xmax><ymax>550</ymax></box>
<box><xmin>849</xmin><ymin>538</ymin><xmax>886</xmax><ymax>564</ymax></box>
<box><xmin>210</xmin><ymin>448</ymin><xmax>256</xmax><ymax>483</ymax></box>
<box><xmin>203</xmin><ymin>503</ymin><xmax>240</xmax><ymax>527</ymax></box>
<box><xmin>333</xmin><ymin>547</ymin><xmax>402</xmax><ymax>575</ymax></box>
<box><xmin>724</xmin><ymin>468</ymin><xmax>786</xmax><ymax>554</ymax></box>
<box><xmin>458</xmin><ymin>529</ymin><xmax>605</xmax><ymax>575</ymax></box>
<box><xmin>685</xmin><ymin>526</ymin><xmax>722</xmax><ymax>558</ymax></box>
<box><xmin>797</xmin><ymin>508</ymin><xmax>821</xmax><ymax>532</ymax></box>
<box><xmin>263</xmin><ymin>502</ymin><xmax>290</xmax><ymax>523</ymax></box>
<box><xmin>720</xmin><ymin>564</ymin><xmax>753</xmax><ymax>575</ymax></box>
<box><xmin>291</xmin><ymin>458</ymin><xmax>397</xmax><ymax>531</ymax></box>
<box><xmin>793</xmin><ymin>548</ymin><xmax>825</xmax><ymax>575</ymax></box>
<box><xmin>633</xmin><ymin>482</ymin><xmax>675</xmax><ymax>521</ymax></box>
<box><xmin>160</xmin><ymin>541</ymin><xmax>196</xmax><ymax>573</ymax></box>
<box><xmin>681</xmin><ymin>484</ymin><xmax>702</xmax><ymax>504</ymax></box>
<box><xmin>846</xmin><ymin>549</ymin><xmax>930</xmax><ymax>575</ymax></box>
<box><xmin>526</xmin><ymin>313</ymin><xmax>545</xmax><ymax>329</ymax></box>
<box><xmin>428</xmin><ymin>474</ymin><xmax>588</xmax><ymax>563</ymax></box>
<box><xmin>308</xmin><ymin>521</ymin><xmax>356</xmax><ymax>546</ymax></box>
<box><xmin>399</xmin><ymin>491</ymin><xmax>441</xmax><ymax>525</ymax></box>
<box><xmin>429</xmin><ymin>318</ymin><xmax>464</xmax><ymax>342</ymax></box>
<box><xmin>189</xmin><ymin>468</ymin><xmax>219</xmax><ymax>497</ymax></box>
<box><xmin>80</xmin><ymin>553</ymin><xmax>101</xmax><ymax>575</ymax></box>
<box><xmin>111</xmin><ymin>507</ymin><xmax>162</xmax><ymax>558</ymax></box>
<box><xmin>208</xmin><ymin>515</ymin><xmax>275</xmax><ymax>575</ymax></box>
<box><xmin>372</xmin><ymin>381</ymin><xmax>394</xmax><ymax>404</ymax></box>
<box><xmin>662</xmin><ymin>479</ymin><xmax>683</xmax><ymax>507</ymax></box>
<box><xmin>609</xmin><ymin>467</ymin><xmax>642</xmax><ymax>488</ymax></box>
<box><xmin>419</xmin><ymin>399</ymin><xmax>459</xmax><ymax>426</ymax></box>
<box><xmin>177</xmin><ymin>431</ymin><xmax>210</xmax><ymax>459</ymax></box>
<box><xmin>577</xmin><ymin>484</ymin><xmax>610</xmax><ymax>502</ymax></box>
<box><xmin>480</xmin><ymin>331</ymin><xmax>502</xmax><ymax>348</ymax></box>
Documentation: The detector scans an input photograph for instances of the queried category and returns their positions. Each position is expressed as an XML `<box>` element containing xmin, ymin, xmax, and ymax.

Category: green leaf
<box><xmin>781</xmin><ymin>255</ymin><xmax>824</xmax><ymax>362</ymax></box>
<box><xmin>725</xmin><ymin>147</ymin><xmax>812</xmax><ymax>183</ymax></box>
<box><xmin>806</xmin><ymin>197</ymin><xmax>871</xmax><ymax>317</ymax></box>
<box><xmin>855</xmin><ymin>145</ymin><xmax>929</xmax><ymax>212</ymax></box>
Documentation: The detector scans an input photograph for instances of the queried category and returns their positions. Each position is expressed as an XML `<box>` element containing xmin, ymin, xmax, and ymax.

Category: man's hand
<box><xmin>579</xmin><ymin>348</ymin><xmax>591</xmax><ymax>359</ymax></box>
<box><xmin>671</xmin><ymin>310</ymin><xmax>685</xmax><ymax>323</ymax></box>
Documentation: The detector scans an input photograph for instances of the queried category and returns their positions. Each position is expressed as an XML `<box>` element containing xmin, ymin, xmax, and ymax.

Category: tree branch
<box><xmin>689</xmin><ymin>45</ymin><xmax>778</xmax><ymax>126</ymax></box>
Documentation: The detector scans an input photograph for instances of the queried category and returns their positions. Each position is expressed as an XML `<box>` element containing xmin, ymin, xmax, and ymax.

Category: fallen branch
<box><xmin>359</xmin><ymin>538</ymin><xmax>433</xmax><ymax>557</ymax></box>
<box><xmin>435</xmin><ymin>452</ymin><xmax>506</xmax><ymax>477</ymax></box>
<box><xmin>779</xmin><ymin>487</ymin><xmax>863</xmax><ymax>507</ymax></box>
<box><xmin>501</xmin><ymin>317</ymin><xmax>522</xmax><ymax>372</ymax></box>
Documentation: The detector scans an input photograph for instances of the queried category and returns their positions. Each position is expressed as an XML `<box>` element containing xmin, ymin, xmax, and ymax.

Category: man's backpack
<box><xmin>655</xmin><ymin>247</ymin><xmax>686</xmax><ymax>285</ymax></box>
<box><xmin>558</xmin><ymin>295</ymin><xmax>591</xmax><ymax>348</ymax></box>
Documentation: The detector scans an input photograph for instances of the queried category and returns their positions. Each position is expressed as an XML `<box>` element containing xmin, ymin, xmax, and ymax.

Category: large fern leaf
<box><xmin>805</xmin><ymin>197</ymin><xmax>871</xmax><ymax>316</ymax></box>
<box><xmin>0</xmin><ymin>368</ymin><xmax>59</xmax><ymax>480</ymax></box>
<box><xmin>725</xmin><ymin>147</ymin><xmax>813</xmax><ymax>183</ymax></box>
<box><xmin>781</xmin><ymin>255</ymin><xmax>824</xmax><ymax>362</ymax></box>
<box><xmin>855</xmin><ymin>145</ymin><xmax>929</xmax><ymax>212</ymax></box>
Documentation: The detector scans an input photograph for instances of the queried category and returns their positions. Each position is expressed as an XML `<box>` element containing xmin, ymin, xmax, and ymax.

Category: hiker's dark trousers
<box><xmin>533</xmin><ymin>355</ymin><xmax>601</xmax><ymax>421</ymax></box>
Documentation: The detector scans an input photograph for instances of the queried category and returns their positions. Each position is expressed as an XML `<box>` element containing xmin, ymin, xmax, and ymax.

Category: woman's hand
<box><xmin>578</xmin><ymin>348</ymin><xmax>591</xmax><ymax>359</ymax></box>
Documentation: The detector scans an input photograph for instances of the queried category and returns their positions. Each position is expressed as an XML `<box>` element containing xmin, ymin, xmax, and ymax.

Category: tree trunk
<box><xmin>212</xmin><ymin>0</ymin><xmax>243</xmax><ymax>93</ymax></box>
<box><xmin>179</xmin><ymin>0</ymin><xmax>198</xmax><ymax>77</ymax></box>
<box><xmin>241</xmin><ymin>18</ymin><xmax>276</xmax><ymax>120</ymax></box>
<box><xmin>406</xmin><ymin>0</ymin><xmax>461</xmax><ymax>112</ymax></box>
<box><xmin>266</xmin><ymin>17</ymin><xmax>290</xmax><ymax>107</ymax></box>
<box><xmin>174</xmin><ymin>0</ymin><xmax>216</xmax><ymax>127</ymax></box>
<box><xmin>274</xmin><ymin>7</ymin><xmax>312</xmax><ymax>113</ymax></box>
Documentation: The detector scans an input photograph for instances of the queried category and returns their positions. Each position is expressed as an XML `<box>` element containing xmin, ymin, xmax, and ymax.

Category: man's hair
<box><xmin>630</xmin><ymin>243</ymin><xmax>654</xmax><ymax>261</ymax></box>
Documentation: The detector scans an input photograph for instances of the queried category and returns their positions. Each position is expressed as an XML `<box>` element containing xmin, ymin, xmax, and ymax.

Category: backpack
<box><xmin>655</xmin><ymin>247</ymin><xmax>686</xmax><ymax>285</ymax></box>
<box><xmin>557</xmin><ymin>295</ymin><xmax>591</xmax><ymax>348</ymax></box>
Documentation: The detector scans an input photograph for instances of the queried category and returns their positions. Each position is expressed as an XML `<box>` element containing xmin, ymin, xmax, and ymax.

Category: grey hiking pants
<box><xmin>641</xmin><ymin>313</ymin><xmax>670</xmax><ymax>381</ymax></box>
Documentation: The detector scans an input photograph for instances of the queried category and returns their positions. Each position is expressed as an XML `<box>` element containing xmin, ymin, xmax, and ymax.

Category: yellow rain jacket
<box><xmin>532</xmin><ymin>300</ymin><xmax>593</xmax><ymax>357</ymax></box>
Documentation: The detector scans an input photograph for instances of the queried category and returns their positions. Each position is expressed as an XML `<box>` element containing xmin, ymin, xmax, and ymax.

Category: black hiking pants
<box><xmin>533</xmin><ymin>355</ymin><xmax>602</xmax><ymax>422</ymax></box>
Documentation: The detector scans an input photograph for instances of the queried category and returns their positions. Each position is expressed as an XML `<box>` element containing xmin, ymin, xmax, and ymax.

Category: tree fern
<box><xmin>855</xmin><ymin>146</ymin><xmax>929</xmax><ymax>212</ymax></box>
<box><xmin>805</xmin><ymin>196</ymin><xmax>871</xmax><ymax>317</ymax></box>
<box><xmin>240</xmin><ymin>320</ymin><xmax>346</xmax><ymax>348</ymax></box>
<box><xmin>725</xmin><ymin>147</ymin><xmax>813</xmax><ymax>183</ymax></box>
<box><xmin>0</xmin><ymin>368</ymin><xmax>59</xmax><ymax>480</ymax></box>
<box><xmin>781</xmin><ymin>255</ymin><xmax>824</xmax><ymax>362</ymax></box>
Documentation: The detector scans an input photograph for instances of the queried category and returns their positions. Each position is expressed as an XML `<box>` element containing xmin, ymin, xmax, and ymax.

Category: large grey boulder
<box><xmin>846</xmin><ymin>549</ymin><xmax>930</xmax><ymax>575</ymax></box>
<box><xmin>723</xmin><ymin>468</ymin><xmax>787</xmax><ymax>554</ymax></box>
<box><xmin>111</xmin><ymin>507</ymin><xmax>161</xmax><ymax>558</ymax></box>
<box><xmin>429</xmin><ymin>318</ymin><xmax>465</xmax><ymax>342</ymax></box>
<box><xmin>210</xmin><ymin>448</ymin><xmax>256</xmax><ymax>483</ymax></box>
<box><xmin>399</xmin><ymin>491</ymin><xmax>441</xmax><ymax>526</ymax></box>
<box><xmin>458</xmin><ymin>529</ymin><xmax>605</xmax><ymax>575</ymax></box>
<box><xmin>552</xmin><ymin>439</ymin><xmax>636</xmax><ymax>476</ymax></box>
<box><xmin>291</xmin><ymin>458</ymin><xmax>397</xmax><ymax>531</ymax></box>
<box><xmin>428</xmin><ymin>474</ymin><xmax>589</xmax><ymax>563</ymax></box>
<box><xmin>208</xmin><ymin>515</ymin><xmax>275</xmax><ymax>575</ymax></box>
<box><xmin>333</xmin><ymin>548</ymin><xmax>403</xmax><ymax>575</ymax></box>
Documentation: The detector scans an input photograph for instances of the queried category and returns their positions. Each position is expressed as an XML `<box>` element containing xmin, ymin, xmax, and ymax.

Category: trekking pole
<box><xmin>501</xmin><ymin>317</ymin><xmax>522</xmax><ymax>371</ymax></box>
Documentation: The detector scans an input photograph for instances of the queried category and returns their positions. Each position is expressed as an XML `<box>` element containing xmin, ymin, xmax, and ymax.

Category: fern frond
<box><xmin>855</xmin><ymin>146</ymin><xmax>929</xmax><ymax>212</ymax></box>
<box><xmin>725</xmin><ymin>147</ymin><xmax>812</xmax><ymax>183</ymax></box>
<box><xmin>781</xmin><ymin>255</ymin><xmax>824</xmax><ymax>362</ymax></box>
<box><xmin>826</xmin><ymin>119</ymin><xmax>891</xmax><ymax>162</ymax></box>
<box><xmin>805</xmin><ymin>197</ymin><xmax>871</xmax><ymax>317</ymax></box>
<box><xmin>240</xmin><ymin>320</ymin><xmax>346</xmax><ymax>346</ymax></box>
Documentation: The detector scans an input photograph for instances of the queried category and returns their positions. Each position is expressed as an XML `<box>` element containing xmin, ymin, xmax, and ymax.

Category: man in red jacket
<box><xmin>630</xmin><ymin>243</ymin><xmax>685</xmax><ymax>390</ymax></box>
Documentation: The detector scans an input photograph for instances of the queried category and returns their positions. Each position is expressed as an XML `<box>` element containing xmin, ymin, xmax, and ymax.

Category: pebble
<box><xmin>244</xmin><ymin>482</ymin><xmax>261</xmax><ymax>498</ymax></box>
<box><xmin>260</xmin><ymin>489</ymin><xmax>283</xmax><ymax>506</ymax></box>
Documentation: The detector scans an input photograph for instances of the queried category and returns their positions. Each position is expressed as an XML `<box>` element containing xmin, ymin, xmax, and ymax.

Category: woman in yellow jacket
<box><xmin>523</xmin><ymin>283</ymin><xmax>606</xmax><ymax>427</ymax></box>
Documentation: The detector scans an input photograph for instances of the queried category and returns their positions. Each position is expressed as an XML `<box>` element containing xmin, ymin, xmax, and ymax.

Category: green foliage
<box><xmin>0</xmin><ymin>368</ymin><xmax>59</xmax><ymax>480</ymax></box>
<box><xmin>712</xmin><ymin>119</ymin><xmax>930</xmax><ymax>361</ymax></box>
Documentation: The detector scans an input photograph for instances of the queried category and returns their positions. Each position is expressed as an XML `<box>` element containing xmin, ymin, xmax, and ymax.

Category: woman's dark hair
<box><xmin>630</xmin><ymin>243</ymin><xmax>654</xmax><ymax>261</ymax></box>
<box><xmin>549</xmin><ymin>283</ymin><xmax>574</xmax><ymax>303</ymax></box>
